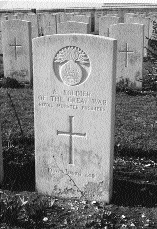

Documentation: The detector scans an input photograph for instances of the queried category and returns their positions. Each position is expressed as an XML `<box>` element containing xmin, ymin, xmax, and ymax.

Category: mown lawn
<box><xmin>1</xmin><ymin>88</ymin><xmax>157</xmax><ymax>228</ymax></box>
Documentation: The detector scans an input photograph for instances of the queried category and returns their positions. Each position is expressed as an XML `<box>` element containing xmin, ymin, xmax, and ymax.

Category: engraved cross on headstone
<box><xmin>9</xmin><ymin>37</ymin><xmax>22</xmax><ymax>60</ymax></box>
<box><xmin>119</xmin><ymin>43</ymin><xmax>134</xmax><ymax>67</ymax></box>
<box><xmin>57</xmin><ymin>116</ymin><xmax>86</xmax><ymax>164</ymax></box>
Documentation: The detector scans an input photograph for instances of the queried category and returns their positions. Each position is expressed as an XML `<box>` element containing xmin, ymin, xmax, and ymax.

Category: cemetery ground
<box><xmin>1</xmin><ymin>57</ymin><xmax>157</xmax><ymax>228</ymax></box>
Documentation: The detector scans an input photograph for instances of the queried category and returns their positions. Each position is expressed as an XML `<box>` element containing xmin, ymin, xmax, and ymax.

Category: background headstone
<box><xmin>124</xmin><ymin>13</ymin><xmax>136</xmax><ymax>22</ymax></box>
<box><xmin>125</xmin><ymin>15</ymin><xmax>150</xmax><ymax>57</ymax></box>
<box><xmin>110</xmin><ymin>23</ymin><xmax>144</xmax><ymax>89</ymax></box>
<box><xmin>94</xmin><ymin>10</ymin><xmax>103</xmax><ymax>35</ymax></box>
<box><xmin>72</xmin><ymin>15</ymin><xmax>91</xmax><ymax>32</ymax></box>
<box><xmin>23</xmin><ymin>13</ymin><xmax>38</xmax><ymax>38</ymax></box>
<box><xmin>37</xmin><ymin>13</ymin><xmax>57</xmax><ymax>35</ymax></box>
<box><xmin>2</xmin><ymin>19</ymin><xmax>33</xmax><ymax>84</ymax></box>
<box><xmin>57</xmin><ymin>21</ymin><xmax>90</xmax><ymax>34</ymax></box>
<box><xmin>33</xmin><ymin>34</ymin><xmax>117</xmax><ymax>202</ymax></box>
<box><xmin>99</xmin><ymin>16</ymin><xmax>120</xmax><ymax>37</ymax></box>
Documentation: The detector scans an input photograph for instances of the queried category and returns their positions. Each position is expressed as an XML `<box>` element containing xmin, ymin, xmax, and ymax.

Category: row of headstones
<box><xmin>98</xmin><ymin>12</ymin><xmax>156</xmax><ymax>57</ymax></box>
<box><xmin>0</xmin><ymin>12</ymin><xmax>157</xmax><ymax>202</ymax></box>
<box><xmin>0</xmin><ymin>12</ymin><xmax>92</xmax><ymax>39</ymax></box>
<box><xmin>1</xmin><ymin>18</ymin><xmax>144</xmax><ymax>89</ymax></box>
<box><xmin>0</xmin><ymin>11</ymin><xmax>93</xmax><ymax>56</ymax></box>
<box><xmin>0</xmin><ymin>10</ymin><xmax>157</xmax><ymax>202</ymax></box>
<box><xmin>1</xmin><ymin>10</ymin><xmax>157</xmax><ymax>88</ymax></box>
<box><xmin>0</xmin><ymin>33</ymin><xmax>117</xmax><ymax>202</ymax></box>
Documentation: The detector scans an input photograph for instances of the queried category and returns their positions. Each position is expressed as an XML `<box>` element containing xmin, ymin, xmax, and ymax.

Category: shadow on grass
<box><xmin>1</xmin><ymin>145</ymin><xmax>157</xmax><ymax>208</ymax></box>
<box><xmin>2</xmin><ymin>160</ymin><xmax>35</xmax><ymax>192</ymax></box>
<box><xmin>112</xmin><ymin>179</ymin><xmax>157</xmax><ymax>208</ymax></box>
<box><xmin>115</xmin><ymin>144</ymin><xmax>157</xmax><ymax>160</ymax></box>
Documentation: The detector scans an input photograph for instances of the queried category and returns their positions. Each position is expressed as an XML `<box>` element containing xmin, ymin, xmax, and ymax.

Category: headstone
<box><xmin>59</xmin><ymin>13</ymin><xmax>74</xmax><ymax>23</ymax></box>
<box><xmin>0</xmin><ymin>120</ymin><xmax>3</xmax><ymax>184</ymax></box>
<box><xmin>72</xmin><ymin>15</ymin><xmax>91</xmax><ymax>32</ymax></box>
<box><xmin>37</xmin><ymin>13</ymin><xmax>45</xmax><ymax>36</ymax></box>
<box><xmin>124</xmin><ymin>13</ymin><xmax>136</xmax><ymax>22</ymax></box>
<box><xmin>99</xmin><ymin>16</ymin><xmax>120</xmax><ymax>37</ymax></box>
<box><xmin>94</xmin><ymin>10</ymin><xmax>103</xmax><ymax>35</ymax></box>
<box><xmin>33</xmin><ymin>34</ymin><xmax>117</xmax><ymax>202</ymax></box>
<box><xmin>23</xmin><ymin>13</ymin><xmax>38</xmax><ymax>38</ymax></box>
<box><xmin>2</xmin><ymin>19</ymin><xmax>33</xmax><ymax>84</ymax></box>
<box><xmin>125</xmin><ymin>16</ymin><xmax>150</xmax><ymax>57</ymax></box>
<box><xmin>57</xmin><ymin>21</ymin><xmax>90</xmax><ymax>34</ymax></box>
<box><xmin>110</xmin><ymin>23</ymin><xmax>144</xmax><ymax>89</ymax></box>
<box><xmin>38</xmin><ymin>13</ymin><xmax>57</xmax><ymax>35</ymax></box>
<box><xmin>16</xmin><ymin>13</ymin><xmax>25</xmax><ymax>20</ymax></box>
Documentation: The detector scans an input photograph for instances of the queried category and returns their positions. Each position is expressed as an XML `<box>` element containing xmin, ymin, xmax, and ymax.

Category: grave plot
<box><xmin>110</xmin><ymin>23</ymin><xmax>144</xmax><ymax>89</ymax></box>
<box><xmin>125</xmin><ymin>15</ymin><xmax>150</xmax><ymax>57</ymax></box>
<box><xmin>2</xmin><ymin>19</ymin><xmax>33</xmax><ymax>84</ymax></box>
<box><xmin>33</xmin><ymin>34</ymin><xmax>117</xmax><ymax>202</ymax></box>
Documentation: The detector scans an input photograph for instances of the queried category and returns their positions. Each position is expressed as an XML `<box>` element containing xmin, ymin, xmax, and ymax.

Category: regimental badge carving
<box><xmin>53</xmin><ymin>46</ymin><xmax>90</xmax><ymax>86</ymax></box>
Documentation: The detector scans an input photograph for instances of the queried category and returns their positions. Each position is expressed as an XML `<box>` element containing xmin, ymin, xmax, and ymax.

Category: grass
<box><xmin>1</xmin><ymin>87</ymin><xmax>157</xmax><ymax>228</ymax></box>
<box><xmin>1</xmin><ymin>88</ymin><xmax>157</xmax><ymax>152</ymax></box>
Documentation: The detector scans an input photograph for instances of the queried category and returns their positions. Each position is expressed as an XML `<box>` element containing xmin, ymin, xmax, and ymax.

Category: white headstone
<box><xmin>23</xmin><ymin>13</ymin><xmax>38</xmax><ymax>39</ymax></box>
<box><xmin>33</xmin><ymin>34</ymin><xmax>117</xmax><ymax>202</ymax></box>
<box><xmin>125</xmin><ymin>16</ymin><xmax>150</xmax><ymax>57</ymax></box>
<box><xmin>37</xmin><ymin>13</ymin><xmax>57</xmax><ymax>36</ymax></box>
<box><xmin>99</xmin><ymin>16</ymin><xmax>120</xmax><ymax>37</ymax></box>
<box><xmin>124</xmin><ymin>13</ymin><xmax>136</xmax><ymax>22</ymax></box>
<box><xmin>0</xmin><ymin>120</ymin><xmax>3</xmax><ymax>184</ymax></box>
<box><xmin>94</xmin><ymin>10</ymin><xmax>103</xmax><ymax>35</ymax></box>
<box><xmin>59</xmin><ymin>13</ymin><xmax>74</xmax><ymax>23</ymax></box>
<box><xmin>2</xmin><ymin>19</ymin><xmax>33</xmax><ymax>84</ymax></box>
<box><xmin>110</xmin><ymin>23</ymin><xmax>144</xmax><ymax>89</ymax></box>
<box><xmin>57</xmin><ymin>21</ymin><xmax>90</xmax><ymax>34</ymax></box>
<box><xmin>72</xmin><ymin>15</ymin><xmax>91</xmax><ymax>32</ymax></box>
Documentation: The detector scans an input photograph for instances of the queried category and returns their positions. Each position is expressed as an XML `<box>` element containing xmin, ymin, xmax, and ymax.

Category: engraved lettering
<box><xmin>63</xmin><ymin>90</ymin><xmax>91</xmax><ymax>97</ymax></box>
<box><xmin>38</xmin><ymin>95</ymin><xmax>46</xmax><ymax>100</ymax></box>
<box><xmin>57</xmin><ymin>103</ymin><xmax>78</xmax><ymax>110</ymax></box>
<box><xmin>92</xmin><ymin>99</ymin><xmax>107</xmax><ymax>106</ymax></box>
<box><xmin>67</xmin><ymin>97</ymin><xmax>87</xmax><ymax>104</ymax></box>
<box><xmin>81</xmin><ymin>105</ymin><xmax>105</xmax><ymax>112</ymax></box>
<box><xmin>39</xmin><ymin>102</ymin><xmax>53</xmax><ymax>107</ymax></box>
<box><xmin>50</xmin><ymin>96</ymin><xmax>64</xmax><ymax>102</ymax></box>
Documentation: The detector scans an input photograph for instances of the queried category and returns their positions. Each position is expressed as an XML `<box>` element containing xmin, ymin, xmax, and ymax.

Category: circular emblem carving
<box><xmin>53</xmin><ymin>46</ymin><xmax>90</xmax><ymax>86</ymax></box>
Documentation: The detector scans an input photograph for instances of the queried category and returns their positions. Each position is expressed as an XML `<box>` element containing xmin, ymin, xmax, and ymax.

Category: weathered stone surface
<box><xmin>99</xmin><ymin>16</ymin><xmax>120</xmax><ymax>37</ymax></box>
<box><xmin>125</xmin><ymin>15</ymin><xmax>150</xmax><ymax>56</ymax></box>
<box><xmin>57</xmin><ymin>21</ymin><xmax>90</xmax><ymax>34</ymax></box>
<box><xmin>124</xmin><ymin>13</ymin><xmax>136</xmax><ymax>22</ymax></box>
<box><xmin>59</xmin><ymin>12</ymin><xmax>74</xmax><ymax>23</ymax></box>
<box><xmin>110</xmin><ymin>23</ymin><xmax>144</xmax><ymax>89</ymax></box>
<box><xmin>94</xmin><ymin>10</ymin><xmax>103</xmax><ymax>34</ymax></box>
<box><xmin>37</xmin><ymin>13</ymin><xmax>57</xmax><ymax>35</ymax></box>
<box><xmin>33</xmin><ymin>34</ymin><xmax>117</xmax><ymax>202</ymax></box>
<box><xmin>72</xmin><ymin>15</ymin><xmax>91</xmax><ymax>32</ymax></box>
<box><xmin>2</xmin><ymin>19</ymin><xmax>33</xmax><ymax>84</ymax></box>
<box><xmin>23</xmin><ymin>13</ymin><xmax>38</xmax><ymax>38</ymax></box>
